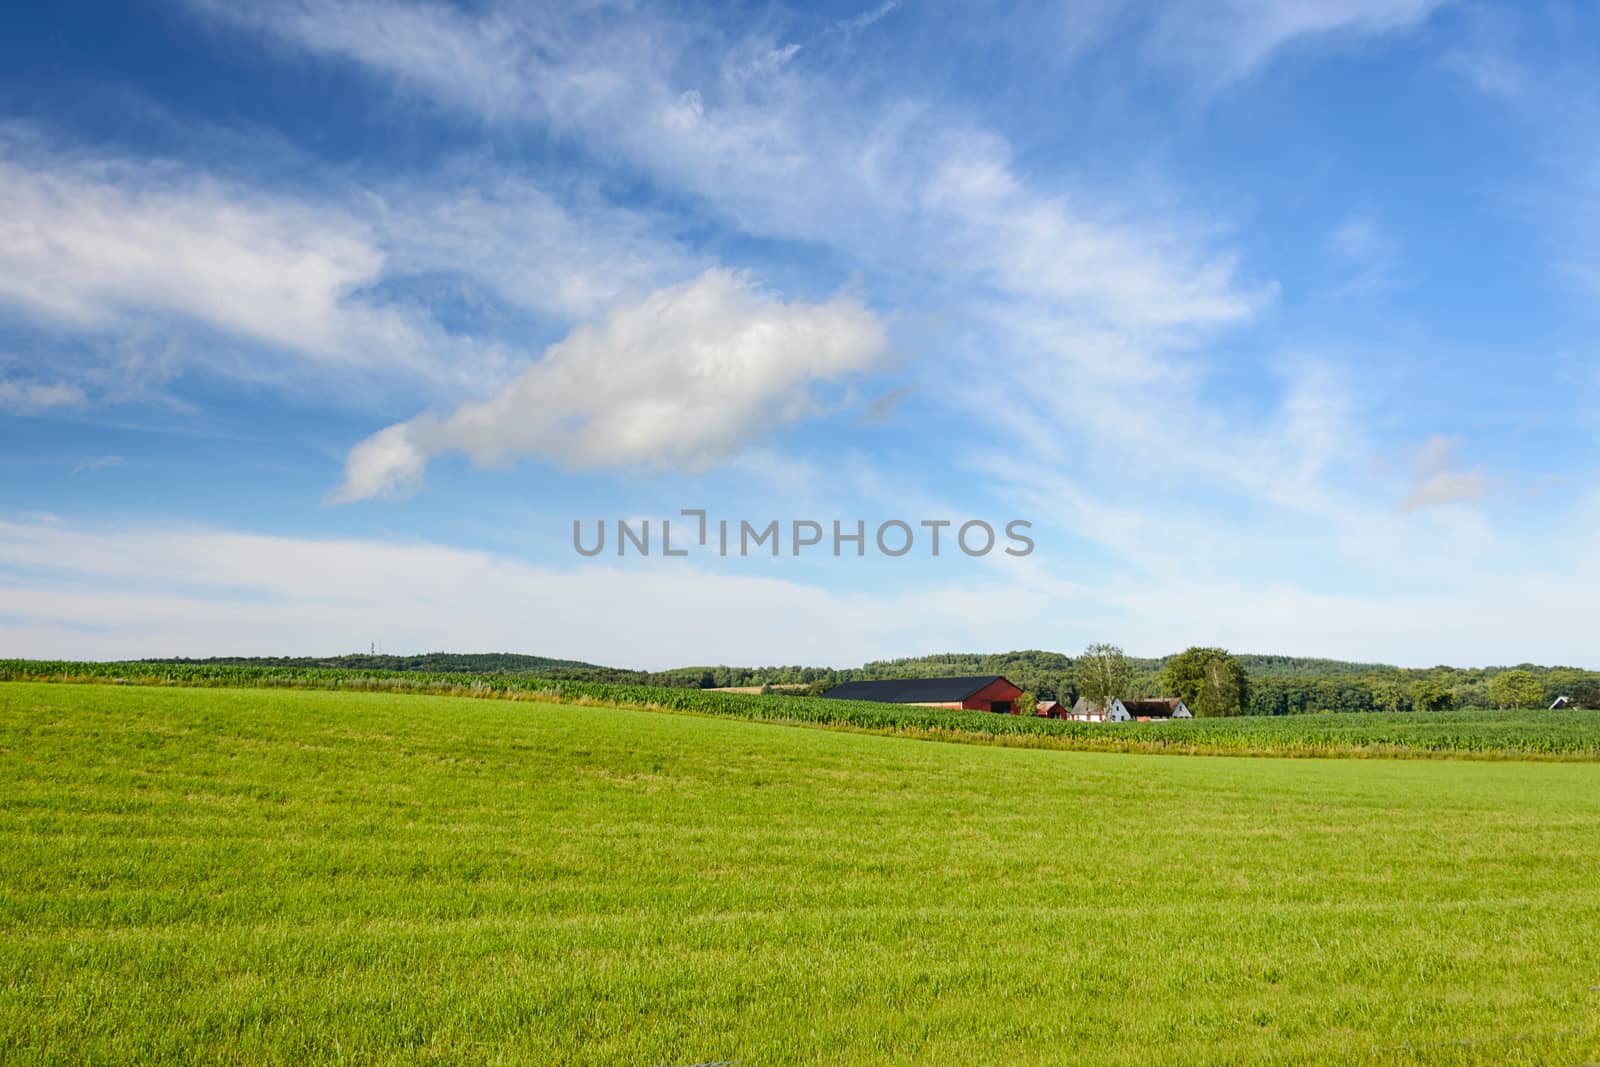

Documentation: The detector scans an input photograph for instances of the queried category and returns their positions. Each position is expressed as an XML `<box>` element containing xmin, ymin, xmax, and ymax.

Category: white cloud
<box><xmin>833</xmin><ymin>1</ymin><xmax>901</xmax><ymax>35</ymax></box>
<box><xmin>1401</xmin><ymin>433</ymin><xmax>1485</xmax><ymax>511</ymax></box>
<box><xmin>332</xmin><ymin>269</ymin><xmax>886</xmax><ymax>501</ymax></box>
<box><xmin>1443</xmin><ymin>12</ymin><xmax>1600</xmax><ymax>306</ymax></box>
<box><xmin>190</xmin><ymin>0</ymin><xmax>538</xmax><ymax>121</ymax></box>
<box><xmin>0</xmin><ymin>378</ymin><xmax>86</xmax><ymax>412</ymax></box>
<box><xmin>1330</xmin><ymin>214</ymin><xmax>1404</xmax><ymax>293</ymax></box>
<box><xmin>199</xmin><ymin>0</ymin><xmax>1276</xmax><ymax>520</ymax></box>
<box><xmin>0</xmin><ymin>127</ymin><xmax>712</xmax><ymax>407</ymax></box>
<box><xmin>1441</xmin><ymin>4</ymin><xmax>1529</xmax><ymax>102</ymax></box>
<box><xmin>0</xmin><ymin>132</ymin><xmax>530</xmax><ymax>403</ymax></box>
<box><xmin>1148</xmin><ymin>0</ymin><xmax>1453</xmax><ymax>82</ymax></box>
<box><xmin>70</xmin><ymin>455</ymin><xmax>124</xmax><ymax>475</ymax></box>
<box><xmin>374</xmin><ymin>171</ymin><xmax>700</xmax><ymax>321</ymax></box>
<box><xmin>1401</xmin><ymin>468</ymin><xmax>1486</xmax><ymax>512</ymax></box>
<box><xmin>920</xmin><ymin>138</ymin><xmax>1266</xmax><ymax>336</ymax></box>
<box><xmin>125</xmin><ymin>1</ymin><xmax>1443</xmax><ymax>618</ymax></box>
<box><xmin>1445</xmin><ymin>49</ymin><xmax>1528</xmax><ymax>101</ymax></box>
<box><xmin>190</xmin><ymin>0</ymin><xmax>1261</xmax><ymax>341</ymax></box>
<box><xmin>0</xmin><ymin>136</ymin><xmax>390</xmax><ymax>362</ymax></box>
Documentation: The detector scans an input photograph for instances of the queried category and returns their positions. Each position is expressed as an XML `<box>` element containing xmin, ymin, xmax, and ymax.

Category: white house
<box><xmin>1070</xmin><ymin>697</ymin><xmax>1192</xmax><ymax>722</ymax></box>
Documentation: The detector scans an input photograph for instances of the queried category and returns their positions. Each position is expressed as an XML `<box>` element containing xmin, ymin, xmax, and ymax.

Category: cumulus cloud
<box><xmin>332</xmin><ymin>269</ymin><xmax>886</xmax><ymax>501</ymax></box>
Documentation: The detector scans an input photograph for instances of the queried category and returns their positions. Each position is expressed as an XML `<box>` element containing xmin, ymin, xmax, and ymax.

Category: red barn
<box><xmin>821</xmin><ymin>675</ymin><xmax>1025</xmax><ymax>713</ymax></box>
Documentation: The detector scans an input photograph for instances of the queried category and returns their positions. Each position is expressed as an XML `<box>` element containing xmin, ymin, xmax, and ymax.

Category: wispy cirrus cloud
<box><xmin>0</xmin><ymin>129</ymin><xmax>497</xmax><ymax>398</ymax></box>
<box><xmin>156</xmin><ymin>0</ymin><xmax>1504</xmax><ymax>630</ymax></box>
<box><xmin>1146</xmin><ymin>0</ymin><xmax>1454</xmax><ymax>82</ymax></box>
<box><xmin>185</xmin><ymin>0</ymin><xmax>1296</xmax><ymax>516</ymax></box>
<box><xmin>0</xmin><ymin>136</ymin><xmax>388</xmax><ymax>356</ymax></box>
<box><xmin>187</xmin><ymin>0</ymin><xmax>1261</xmax><ymax>333</ymax></box>
<box><xmin>0</xmin><ymin>377</ymin><xmax>86</xmax><ymax>412</ymax></box>
<box><xmin>70</xmin><ymin>454</ymin><xmax>124</xmax><ymax>475</ymax></box>
<box><xmin>193</xmin><ymin>0</ymin><xmax>1432</xmax><ymax>591</ymax></box>
<box><xmin>374</xmin><ymin>168</ymin><xmax>701</xmax><ymax>322</ymax></box>
<box><xmin>1330</xmin><ymin>215</ymin><xmax>1404</xmax><ymax>293</ymax></box>
<box><xmin>832</xmin><ymin>0</ymin><xmax>901</xmax><ymax>35</ymax></box>
<box><xmin>0</xmin><ymin>125</ymin><xmax>704</xmax><ymax>407</ymax></box>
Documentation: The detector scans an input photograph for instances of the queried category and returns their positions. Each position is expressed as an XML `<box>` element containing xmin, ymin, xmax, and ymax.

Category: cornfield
<box><xmin>3</xmin><ymin>659</ymin><xmax>1596</xmax><ymax>759</ymax></box>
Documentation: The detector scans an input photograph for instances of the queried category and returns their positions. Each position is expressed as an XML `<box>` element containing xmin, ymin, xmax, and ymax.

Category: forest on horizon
<box><xmin>135</xmin><ymin>649</ymin><xmax>1600</xmax><ymax>714</ymax></box>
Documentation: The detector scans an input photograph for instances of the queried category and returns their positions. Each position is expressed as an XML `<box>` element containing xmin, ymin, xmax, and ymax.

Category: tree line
<box><xmin>145</xmin><ymin>651</ymin><xmax>1600</xmax><ymax>713</ymax></box>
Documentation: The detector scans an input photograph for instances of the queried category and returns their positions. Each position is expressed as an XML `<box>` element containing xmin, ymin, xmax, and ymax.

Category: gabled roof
<box><xmin>1122</xmin><ymin>698</ymin><xmax>1185</xmax><ymax>717</ymax></box>
<box><xmin>1073</xmin><ymin>696</ymin><xmax>1183</xmax><ymax>717</ymax></box>
<box><xmin>821</xmin><ymin>675</ymin><xmax>1011</xmax><ymax>704</ymax></box>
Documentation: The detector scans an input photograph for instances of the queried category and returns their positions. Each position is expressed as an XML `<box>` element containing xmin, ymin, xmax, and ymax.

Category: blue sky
<box><xmin>2</xmin><ymin>0</ymin><xmax>1598</xmax><ymax>668</ymax></box>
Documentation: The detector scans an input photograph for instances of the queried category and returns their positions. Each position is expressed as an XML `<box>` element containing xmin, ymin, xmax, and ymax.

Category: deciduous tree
<box><xmin>1163</xmin><ymin>647</ymin><xmax>1250</xmax><ymax>717</ymax></box>
<box><xmin>1407</xmin><ymin>678</ymin><xmax>1455</xmax><ymax>712</ymax></box>
<box><xmin>1075</xmin><ymin>644</ymin><xmax>1131</xmax><ymax>710</ymax></box>
<box><xmin>1569</xmin><ymin>679</ymin><xmax>1600</xmax><ymax>709</ymax></box>
<box><xmin>1486</xmin><ymin>669</ymin><xmax>1543</xmax><ymax>709</ymax></box>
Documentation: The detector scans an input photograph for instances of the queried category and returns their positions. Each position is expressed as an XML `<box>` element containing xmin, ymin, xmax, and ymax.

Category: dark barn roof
<box><xmin>1122</xmin><ymin>698</ymin><xmax>1184</xmax><ymax>717</ymax></box>
<box><xmin>1074</xmin><ymin>697</ymin><xmax>1183</xmax><ymax>717</ymax></box>
<box><xmin>821</xmin><ymin>675</ymin><xmax>1010</xmax><ymax>704</ymax></box>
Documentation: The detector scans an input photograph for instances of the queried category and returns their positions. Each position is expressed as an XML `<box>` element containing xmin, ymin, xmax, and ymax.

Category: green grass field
<box><xmin>3</xmin><ymin>681</ymin><xmax>1599</xmax><ymax>1064</ymax></box>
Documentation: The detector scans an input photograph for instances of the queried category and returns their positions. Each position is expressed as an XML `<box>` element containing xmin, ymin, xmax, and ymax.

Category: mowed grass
<box><xmin>2</xmin><ymin>683</ymin><xmax>1599</xmax><ymax>1065</ymax></box>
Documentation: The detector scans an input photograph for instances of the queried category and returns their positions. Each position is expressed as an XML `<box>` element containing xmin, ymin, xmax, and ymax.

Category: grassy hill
<box><xmin>2</xmin><ymin>681</ymin><xmax>1598</xmax><ymax>1063</ymax></box>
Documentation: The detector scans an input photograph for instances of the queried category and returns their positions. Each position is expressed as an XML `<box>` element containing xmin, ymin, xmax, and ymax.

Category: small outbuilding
<box><xmin>1069</xmin><ymin>696</ymin><xmax>1109</xmax><ymax>722</ymax></box>
<box><xmin>1551</xmin><ymin>695</ymin><xmax>1574</xmax><ymax>709</ymax></box>
<box><xmin>821</xmin><ymin>675</ymin><xmax>1025</xmax><ymax>713</ymax></box>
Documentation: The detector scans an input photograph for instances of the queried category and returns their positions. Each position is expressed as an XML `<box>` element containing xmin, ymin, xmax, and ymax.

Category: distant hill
<box><xmin>141</xmin><ymin>653</ymin><xmax>608</xmax><ymax>675</ymax></box>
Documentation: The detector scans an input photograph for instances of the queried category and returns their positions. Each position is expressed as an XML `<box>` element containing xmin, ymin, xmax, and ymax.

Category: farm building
<box><xmin>821</xmin><ymin>676</ymin><xmax>1024</xmax><ymax>713</ymax></box>
<box><xmin>1551</xmin><ymin>696</ymin><xmax>1574</xmax><ymax>709</ymax></box>
<box><xmin>1070</xmin><ymin>697</ymin><xmax>1192</xmax><ymax>722</ymax></box>
<box><xmin>1036</xmin><ymin>700</ymin><xmax>1064</xmax><ymax>718</ymax></box>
